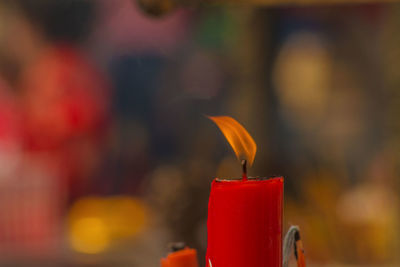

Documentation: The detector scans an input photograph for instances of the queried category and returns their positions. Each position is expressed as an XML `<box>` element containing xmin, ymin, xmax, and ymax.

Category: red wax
<box><xmin>206</xmin><ymin>177</ymin><xmax>283</xmax><ymax>267</ymax></box>
<box><xmin>161</xmin><ymin>248</ymin><xmax>199</xmax><ymax>267</ymax></box>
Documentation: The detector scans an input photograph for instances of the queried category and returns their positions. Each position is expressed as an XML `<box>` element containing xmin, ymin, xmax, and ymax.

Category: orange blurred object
<box><xmin>161</xmin><ymin>247</ymin><xmax>199</xmax><ymax>267</ymax></box>
<box><xmin>296</xmin><ymin>239</ymin><xmax>306</xmax><ymax>267</ymax></box>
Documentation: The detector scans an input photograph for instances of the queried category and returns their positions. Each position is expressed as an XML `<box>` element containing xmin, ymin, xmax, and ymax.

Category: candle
<box><xmin>206</xmin><ymin>177</ymin><xmax>283</xmax><ymax>267</ymax></box>
<box><xmin>161</xmin><ymin>247</ymin><xmax>199</xmax><ymax>267</ymax></box>
<box><xmin>206</xmin><ymin>116</ymin><xmax>284</xmax><ymax>267</ymax></box>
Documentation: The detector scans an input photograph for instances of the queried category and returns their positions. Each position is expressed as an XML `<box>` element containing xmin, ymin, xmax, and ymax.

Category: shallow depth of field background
<box><xmin>0</xmin><ymin>0</ymin><xmax>398</xmax><ymax>266</ymax></box>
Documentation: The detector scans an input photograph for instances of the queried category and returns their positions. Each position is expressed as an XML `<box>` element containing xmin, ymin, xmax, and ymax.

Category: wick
<box><xmin>241</xmin><ymin>159</ymin><xmax>247</xmax><ymax>181</ymax></box>
<box><xmin>168</xmin><ymin>242</ymin><xmax>186</xmax><ymax>252</ymax></box>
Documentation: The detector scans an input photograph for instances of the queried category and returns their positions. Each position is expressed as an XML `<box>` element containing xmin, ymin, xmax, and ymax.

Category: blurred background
<box><xmin>0</xmin><ymin>0</ymin><xmax>398</xmax><ymax>266</ymax></box>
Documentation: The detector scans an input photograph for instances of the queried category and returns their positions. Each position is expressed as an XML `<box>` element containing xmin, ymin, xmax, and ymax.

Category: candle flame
<box><xmin>208</xmin><ymin>116</ymin><xmax>257</xmax><ymax>166</ymax></box>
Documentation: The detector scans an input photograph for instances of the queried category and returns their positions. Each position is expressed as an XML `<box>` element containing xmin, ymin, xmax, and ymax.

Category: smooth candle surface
<box><xmin>206</xmin><ymin>177</ymin><xmax>283</xmax><ymax>267</ymax></box>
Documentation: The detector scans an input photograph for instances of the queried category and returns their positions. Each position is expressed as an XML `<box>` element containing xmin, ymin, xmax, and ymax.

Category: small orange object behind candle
<box><xmin>161</xmin><ymin>247</ymin><xmax>199</xmax><ymax>267</ymax></box>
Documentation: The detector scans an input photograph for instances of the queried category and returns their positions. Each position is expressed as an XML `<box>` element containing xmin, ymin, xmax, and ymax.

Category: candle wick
<box><xmin>241</xmin><ymin>159</ymin><xmax>247</xmax><ymax>181</ymax></box>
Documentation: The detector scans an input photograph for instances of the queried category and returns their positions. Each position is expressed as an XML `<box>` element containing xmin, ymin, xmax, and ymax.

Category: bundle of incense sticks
<box><xmin>283</xmin><ymin>226</ymin><xmax>306</xmax><ymax>267</ymax></box>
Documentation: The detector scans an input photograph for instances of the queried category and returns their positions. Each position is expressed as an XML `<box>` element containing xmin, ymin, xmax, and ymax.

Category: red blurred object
<box><xmin>19</xmin><ymin>44</ymin><xmax>110</xmax><ymax>197</ymax></box>
<box><xmin>0</xmin><ymin>167</ymin><xmax>62</xmax><ymax>253</ymax></box>
<box><xmin>161</xmin><ymin>247</ymin><xmax>199</xmax><ymax>267</ymax></box>
<box><xmin>20</xmin><ymin>45</ymin><xmax>109</xmax><ymax>150</ymax></box>
<box><xmin>206</xmin><ymin>177</ymin><xmax>284</xmax><ymax>267</ymax></box>
<box><xmin>0</xmin><ymin>83</ymin><xmax>19</xmax><ymax>143</ymax></box>
<box><xmin>0</xmin><ymin>81</ymin><xmax>63</xmax><ymax>253</ymax></box>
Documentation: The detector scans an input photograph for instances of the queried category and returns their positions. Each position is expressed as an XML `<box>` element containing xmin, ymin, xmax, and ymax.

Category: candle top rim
<box><xmin>215</xmin><ymin>176</ymin><xmax>283</xmax><ymax>182</ymax></box>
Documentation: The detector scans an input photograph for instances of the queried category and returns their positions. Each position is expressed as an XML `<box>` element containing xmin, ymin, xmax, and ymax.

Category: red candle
<box><xmin>161</xmin><ymin>247</ymin><xmax>199</xmax><ymax>267</ymax></box>
<box><xmin>206</xmin><ymin>177</ymin><xmax>283</xmax><ymax>267</ymax></box>
<box><xmin>206</xmin><ymin>116</ymin><xmax>283</xmax><ymax>267</ymax></box>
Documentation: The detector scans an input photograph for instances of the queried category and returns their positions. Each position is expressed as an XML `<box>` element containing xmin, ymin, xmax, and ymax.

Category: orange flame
<box><xmin>208</xmin><ymin>116</ymin><xmax>257</xmax><ymax>166</ymax></box>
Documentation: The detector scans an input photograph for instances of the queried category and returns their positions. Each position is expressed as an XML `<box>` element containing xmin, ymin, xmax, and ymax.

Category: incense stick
<box><xmin>283</xmin><ymin>226</ymin><xmax>306</xmax><ymax>267</ymax></box>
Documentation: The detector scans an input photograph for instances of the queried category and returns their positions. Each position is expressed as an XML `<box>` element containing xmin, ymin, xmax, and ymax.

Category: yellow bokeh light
<box><xmin>67</xmin><ymin>196</ymin><xmax>149</xmax><ymax>254</ymax></box>
<box><xmin>107</xmin><ymin>196</ymin><xmax>148</xmax><ymax>239</ymax></box>
<box><xmin>69</xmin><ymin>217</ymin><xmax>110</xmax><ymax>254</ymax></box>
